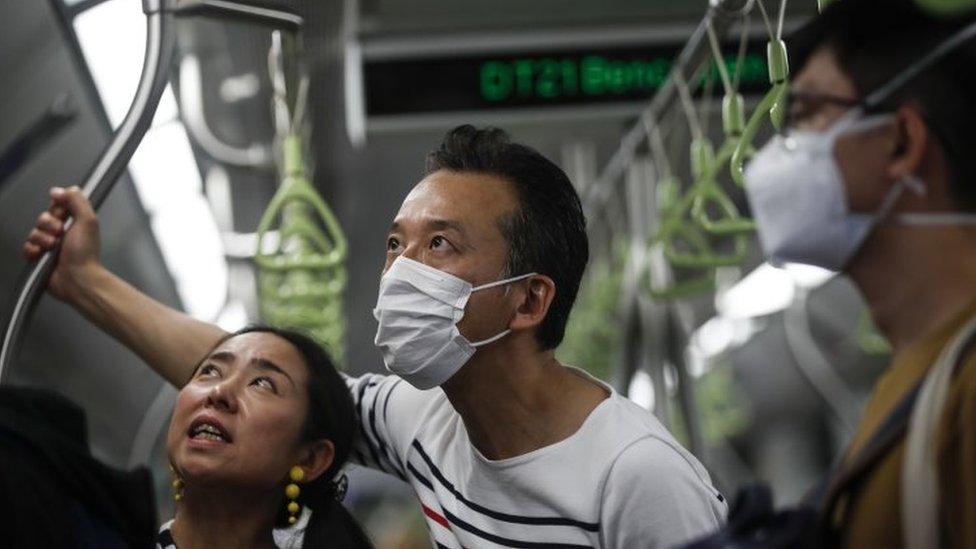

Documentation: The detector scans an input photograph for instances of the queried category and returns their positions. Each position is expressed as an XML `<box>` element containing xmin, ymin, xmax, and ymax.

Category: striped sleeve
<box><xmin>344</xmin><ymin>373</ymin><xmax>433</xmax><ymax>481</ymax></box>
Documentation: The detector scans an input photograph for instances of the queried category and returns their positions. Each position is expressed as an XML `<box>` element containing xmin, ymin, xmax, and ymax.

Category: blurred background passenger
<box><xmin>742</xmin><ymin>0</ymin><xmax>976</xmax><ymax>546</ymax></box>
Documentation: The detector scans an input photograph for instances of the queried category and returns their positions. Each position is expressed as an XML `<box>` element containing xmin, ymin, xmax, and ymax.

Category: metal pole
<box><xmin>0</xmin><ymin>0</ymin><xmax>304</xmax><ymax>383</ymax></box>
<box><xmin>669</xmin><ymin>302</ymin><xmax>707</xmax><ymax>458</ymax></box>
<box><xmin>0</xmin><ymin>7</ymin><xmax>176</xmax><ymax>383</ymax></box>
<box><xmin>172</xmin><ymin>0</ymin><xmax>303</xmax><ymax>31</ymax></box>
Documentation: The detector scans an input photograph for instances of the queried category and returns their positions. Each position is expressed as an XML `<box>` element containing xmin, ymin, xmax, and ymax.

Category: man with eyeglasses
<box><xmin>741</xmin><ymin>0</ymin><xmax>976</xmax><ymax>546</ymax></box>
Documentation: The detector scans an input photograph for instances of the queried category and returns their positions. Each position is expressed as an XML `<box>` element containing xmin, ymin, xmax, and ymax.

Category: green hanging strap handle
<box><xmin>657</xmin><ymin>173</ymin><xmax>683</xmax><ymax>217</ymax></box>
<box><xmin>914</xmin><ymin>0</ymin><xmax>976</xmax><ymax>15</ymax></box>
<box><xmin>689</xmin><ymin>138</ymin><xmax>750</xmax><ymax>235</ymax></box>
<box><xmin>643</xmin><ymin>28</ymin><xmax>759</xmax><ymax>300</ymax></box>
<box><xmin>641</xmin><ymin>175</ymin><xmax>719</xmax><ymax>300</ymax></box>
<box><xmin>731</xmin><ymin>38</ymin><xmax>789</xmax><ymax>186</ymax></box>
<box><xmin>655</xmin><ymin>67</ymin><xmax>750</xmax><ymax>271</ymax></box>
<box><xmin>645</xmin><ymin>128</ymin><xmax>749</xmax><ymax>299</ymax></box>
<box><xmin>656</xmin><ymin>179</ymin><xmax>747</xmax><ymax>268</ymax></box>
<box><xmin>643</xmin><ymin>187</ymin><xmax>731</xmax><ymax>301</ymax></box>
<box><xmin>255</xmin><ymin>135</ymin><xmax>347</xmax><ymax>271</ymax></box>
<box><xmin>857</xmin><ymin>309</ymin><xmax>892</xmax><ymax>356</ymax></box>
<box><xmin>646</xmin><ymin>266</ymin><xmax>717</xmax><ymax>300</ymax></box>
<box><xmin>255</xmin><ymin>134</ymin><xmax>348</xmax><ymax>359</ymax></box>
<box><xmin>694</xmin><ymin>18</ymin><xmax>756</xmax><ymax>232</ymax></box>
<box><xmin>689</xmin><ymin>94</ymin><xmax>756</xmax><ymax>235</ymax></box>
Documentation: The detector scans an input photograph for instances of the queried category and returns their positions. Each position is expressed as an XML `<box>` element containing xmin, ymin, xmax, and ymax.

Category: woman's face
<box><xmin>167</xmin><ymin>332</ymin><xmax>318</xmax><ymax>490</ymax></box>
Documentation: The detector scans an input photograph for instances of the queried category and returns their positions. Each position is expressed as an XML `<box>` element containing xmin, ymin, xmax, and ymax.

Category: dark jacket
<box><xmin>0</xmin><ymin>387</ymin><xmax>157</xmax><ymax>548</ymax></box>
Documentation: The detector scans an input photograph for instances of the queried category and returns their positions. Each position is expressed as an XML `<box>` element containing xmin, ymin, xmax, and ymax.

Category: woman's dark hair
<box><xmin>226</xmin><ymin>326</ymin><xmax>371</xmax><ymax>548</ymax></box>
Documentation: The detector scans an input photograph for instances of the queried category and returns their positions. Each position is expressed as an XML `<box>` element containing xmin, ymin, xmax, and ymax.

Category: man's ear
<box><xmin>509</xmin><ymin>275</ymin><xmax>556</xmax><ymax>332</ymax></box>
<box><xmin>297</xmin><ymin>439</ymin><xmax>336</xmax><ymax>483</ymax></box>
<box><xmin>887</xmin><ymin>103</ymin><xmax>930</xmax><ymax>182</ymax></box>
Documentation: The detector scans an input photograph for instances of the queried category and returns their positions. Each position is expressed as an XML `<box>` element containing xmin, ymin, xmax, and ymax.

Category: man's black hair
<box><xmin>425</xmin><ymin>125</ymin><xmax>589</xmax><ymax>350</ymax></box>
<box><xmin>790</xmin><ymin>0</ymin><xmax>976</xmax><ymax>210</ymax></box>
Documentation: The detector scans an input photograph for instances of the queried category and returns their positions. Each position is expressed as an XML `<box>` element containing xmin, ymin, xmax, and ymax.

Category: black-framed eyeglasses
<box><xmin>783</xmin><ymin>90</ymin><xmax>864</xmax><ymax>130</ymax></box>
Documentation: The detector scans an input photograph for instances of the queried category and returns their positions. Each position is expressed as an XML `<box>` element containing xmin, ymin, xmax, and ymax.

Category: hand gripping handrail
<box><xmin>0</xmin><ymin>2</ymin><xmax>174</xmax><ymax>383</ymax></box>
<box><xmin>0</xmin><ymin>0</ymin><xmax>304</xmax><ymax>383</ymax></box>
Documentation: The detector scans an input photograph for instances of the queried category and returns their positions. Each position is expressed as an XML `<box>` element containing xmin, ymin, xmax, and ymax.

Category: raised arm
<box><xmin>23</xmin><ymin>186</ymin><xmax>227</xmax><ymax>386</ymax></box>
<box><xmin>25</xmin><ymin>187</ymin><xmax>434</xmax><ymax>480</ymax></box>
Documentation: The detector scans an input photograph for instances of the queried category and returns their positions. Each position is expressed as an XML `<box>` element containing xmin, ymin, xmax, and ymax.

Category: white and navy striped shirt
<box><xmin>347</xmin><ymin>368</ymin><xmax>727</xmax><ymax>548</ymax></box>
<box><xmin>155</xmin><ymin>519</ymin><xmax>305</xmax><ymax>548</ymax></box>
<box><xmin>156</xmin><ymin>520</ymin><xmax>175</xmax><ymax>549</ymax></box>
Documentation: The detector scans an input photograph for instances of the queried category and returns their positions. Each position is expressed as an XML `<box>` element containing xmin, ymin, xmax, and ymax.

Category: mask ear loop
<box><xmin>852</xmin><ymin>20</ymin><xmax>976</xmax><ymax>230</ymax></box>
<box><xmin>896</xmin><ymin>174</ymin><xmax>976</xmax><ymax>226</ymax></box>
<box><xmin>863</xmin><ymin>20</ymin><xmax>976</xmax><ymax>111</ymax></box>
<box><xmin>469</xmin><ymin>328</ymin><xmax>514</xmax><ymax>348</ymax></box>
<box><xmin>471</xmin><ymin>272</ymin><xmax>537</xmax><ymax>293</ymax></box>
<box><xmin>467</xmin><ymin>273</ymin><xmax>539</xmax><ymax>347</ymax></box>
<box><xmin>848</xmin><ymin>174</ymin><xmax>913</xmax><ymax>241</ymax></box>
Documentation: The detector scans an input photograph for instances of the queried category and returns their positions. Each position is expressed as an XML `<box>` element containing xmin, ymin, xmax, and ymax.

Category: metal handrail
<box><xmin>179</xmin><ymin>55</ymin><xmax>273</xmax><ymax>168</ymax></box>
<box><xmin>0</xmin><ymin>4</ymin><xmax>175</xmax><ymax>383</ymax></box>
<box><xmin>0</xmin><ymin>0</ymin><xmax>304</xmax><ymax>382</ymax></box>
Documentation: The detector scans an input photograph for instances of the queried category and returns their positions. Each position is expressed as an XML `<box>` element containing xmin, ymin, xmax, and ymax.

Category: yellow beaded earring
<box><xmin>170</xmin><ymin>464</ymin><xmax>184</xmax><ymax>502</ymax></box>
<box><xmin>285</xmin><ymin>466</ymin><xmax>305</xmax><ymax>525</ymax></box>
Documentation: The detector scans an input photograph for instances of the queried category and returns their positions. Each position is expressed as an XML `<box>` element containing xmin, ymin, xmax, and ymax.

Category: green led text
<box><xmin>480</xmin><ymin>54</ymin><xmax>767</xmax><ymax>103</ymax></box>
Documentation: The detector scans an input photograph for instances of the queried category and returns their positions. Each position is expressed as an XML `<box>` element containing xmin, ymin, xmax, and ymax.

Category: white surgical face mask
<box><xmin>372</xmin><ymin>256</ymin><xmax>536</xmax><ymax>389</ymax></box>
<box><xmin>745</xmin><ymin>110</ymin><xmax>976</xmax><ymax>272</ymax></box>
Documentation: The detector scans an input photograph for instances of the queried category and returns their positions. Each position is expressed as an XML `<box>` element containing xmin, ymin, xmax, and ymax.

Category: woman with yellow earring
<box><xmin>158</xmin><ymin>326</ymin><xmax>368</xmax><ymax>549</ymax></box>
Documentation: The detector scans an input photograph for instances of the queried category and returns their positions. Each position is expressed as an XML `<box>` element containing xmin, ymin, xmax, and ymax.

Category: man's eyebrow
<box><xmin>388</xmin><ymin>219</ymin><xmax>468</xmax><ymax>237</ymax></box>
<box><xmin>427</xmin><ymin>218</ymin><xmax>466</xmax><ymax>236</ymax></box>
<box><xmin>251</xmin><ymin>358</ymin><xmax>296</xmax><ymax>388</ymax></box>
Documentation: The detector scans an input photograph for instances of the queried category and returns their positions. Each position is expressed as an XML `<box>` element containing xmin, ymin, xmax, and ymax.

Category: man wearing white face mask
<box><xmin>24</xmin><ymin>125</ymin><xmax>726</xmax><ymax>547</ymax></box>
<box><xmin>742</xmin><ymin>0</ymin><xmax>976</xmax><ymax>547</ymax></box>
